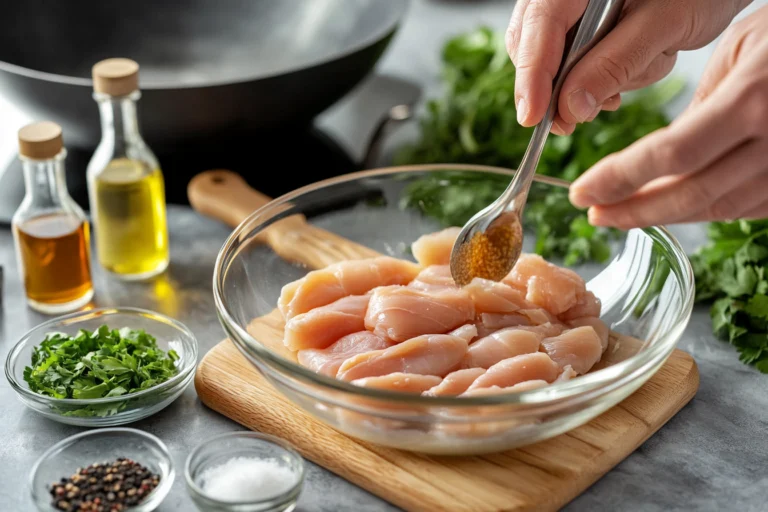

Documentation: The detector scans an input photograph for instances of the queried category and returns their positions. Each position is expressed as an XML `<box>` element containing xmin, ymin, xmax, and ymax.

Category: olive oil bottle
<box><xmin>87</xmin><ymin>58</ymin><xmax>169</xmax><ymax>280</ymax></box>
<box><xmin>12</xmin><ymin>122</ymin><xmax>94</xmax><ymax>313</ymax></box>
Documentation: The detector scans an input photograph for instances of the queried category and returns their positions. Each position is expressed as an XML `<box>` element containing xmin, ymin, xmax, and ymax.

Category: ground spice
<box><xmin>453</xmin><ymin>217</ymin><xmax>522</xmax><ymax>286</ymax></box>
<box><xmin>49</xmin><ymin>458</ymin><xmax>160</xmax><ymax>512</ymax></box>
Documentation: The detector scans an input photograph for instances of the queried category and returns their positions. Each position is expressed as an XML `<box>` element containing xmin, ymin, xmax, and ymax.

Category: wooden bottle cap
<box><xmin>18</xmin><ymin>121</ymin><xmax>64</xmax><ymax>159</ymax></box>
<box><xmin>92</xmin><ymin>58</ymin><xmax>140</xmax><ymax>96</ymax></box>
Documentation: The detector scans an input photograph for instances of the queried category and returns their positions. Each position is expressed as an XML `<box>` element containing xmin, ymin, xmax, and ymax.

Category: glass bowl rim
<box><xmin>5</xmin><ymin>306</ymin><xmax>199</xmax><ymax>405</ymax></box>
<box><xmin>28</xmin><ymin>427</ymin><xmax>175</xmax><ymax>509</ymax></box>
<box><xmin>213</xmin><ymin>163</ymin><xmax>695</xmax><ymax>406</ymax></box>
<box><xmin>184</xmin><ymin>430</ymin><xmax>305</xmax><ymax>506</ymax></box>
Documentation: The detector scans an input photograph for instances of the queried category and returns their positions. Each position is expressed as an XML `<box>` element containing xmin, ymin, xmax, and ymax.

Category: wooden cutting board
<box><xmin>189</xmin><ymin>170</ymin><xmax>700</xmax><ymax>512</ymax></box>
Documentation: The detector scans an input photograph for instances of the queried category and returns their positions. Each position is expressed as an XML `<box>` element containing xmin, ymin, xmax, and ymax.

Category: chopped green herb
<box><xmin>395</xmin><ymin>26</ymin><xmax>684</xmax><ymax>265</ymax></box>
<box><xmin>23</xmin><ymin>325</ymin><xmax>180</xmax><ymax>415</ymax></box>
<box><xmin>691</xmin><ymin>220</ymin><xmax>768</xmax><ymax>373</ymax></box>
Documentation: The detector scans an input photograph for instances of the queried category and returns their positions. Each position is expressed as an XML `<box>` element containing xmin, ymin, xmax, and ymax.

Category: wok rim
<box><xmin>0</xmin><ymin>0</ymin><xmax>409</xmax><ymax>90</ymax></box>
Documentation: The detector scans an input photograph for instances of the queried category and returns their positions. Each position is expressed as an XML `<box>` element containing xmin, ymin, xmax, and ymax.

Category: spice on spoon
<box><xmin>451</xmin><ymin>213</ymin><xmax>522</xmax><ymax>286</ymax></box>
<box><xmin>49</xmin><ymin>458</ymin><xmax>160</xmax><ymax>512</ymax></box>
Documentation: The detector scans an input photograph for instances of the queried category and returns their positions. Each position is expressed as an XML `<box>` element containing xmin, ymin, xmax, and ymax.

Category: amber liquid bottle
<box><xmin>12</xmin><ymin>122</ymin><xmax>94</xmax><ymax>313</ymax></box>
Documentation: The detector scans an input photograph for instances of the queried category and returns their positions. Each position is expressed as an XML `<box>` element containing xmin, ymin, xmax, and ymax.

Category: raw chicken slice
<box><xmin>504</xmin><ymin>254</ymin><xmax>586</xmax><ymax>315</ymax></box>
<box><xmin>519</xmin><ymin>308</ymin><xmax>560</xmax><ymax>325</ymax></box>
<box><xmin>351</xmin><ymin>373</ymin><xmax>442</xmax><ymax>393</ymax></box>
<box><xmin>297</xmin><ymin>331</ymin><xmax>392</xmax><ymax>377</ymax></box>
<box><xmin>540</xmin><ymin>326</ymin><xmax>603</xmax><ymax>375</ymax></box>
<box><xmin>465</xmin><ymin>278</ymin><xmax>531</xmax><ymax>314</ymax></box>
<box><xmin>461</xmin><ymin>328</ymin><xmax>541</xmax><ymax>369</ymax></box>
<box><xmin>408</xmin><ymin>265</ymin><xmax>455</xmax><ymax>291</ymax></box>
<box><xmin>278</xmin><ymin>256</ymin><xmax>420</xmax><ymax>320</ymax></box>
<box><xmin>411</xmin><ymin>227</ymin><xmax>461</xmax><ymax>266</ymax></box>
<box><xmin>337</xmin><ymin>324</ymin><xmax>476</xmax><ymax>381</ymax></box>
<box><xmin>508</xmin><ymin>380</ymin><xmax>550</xmax><ymax>391</ymax></box>
<box><xmin>514</xmin><ymin>323</ymin><xmax>566</xmax><ymax>338</ymax></box>
<box><xmin>365</xmin><ymin>286</ymin><xmax>475</xmax><ymax>342</ymax></box>
<box><xmin>559</xmin><ymin>291</ymin><xmax>601</xmax><ymax>321</ymax></box>
<box><xmin>568</xmin><ymin>316</ymin><xmax>609</xmax><ymax>352</ymax></box>
<box><xmin>462</xmin><ymin>380</ymin><xmax>549</xmax><ymax>396</ymax></box>
<box><xmin>476</xmin><ymin>312</ymin><xmax>532</xmax><ymax>337</ymax></box>
<box><xmin>555</xmin><ymin>365</ymin><xmax>578</xmax><ymax>382</ymax></box>
<box><xmin>284</xmin><ymin>294</ymin><xmax>371</xmax><ymax>351</ymax></box>
<box><xmin>467</xmin><ymin>352</ymin><xmax>560</xmax><ymax>391</ymax></box>
<box><xmin>424</xmin><ymin>368</ymin><xmax>486</xmax><ymax>396</ymax></box>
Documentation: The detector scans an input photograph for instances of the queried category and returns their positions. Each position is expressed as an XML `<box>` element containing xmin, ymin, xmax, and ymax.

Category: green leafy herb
<box><xmin>23</xmin><ymin>325</ymin><xmax>180</xmax><ymax>416</ymax></box>
<box><xmin>395</xmin><ymin>26</ymin><xmax>684</xmax><ymax>264</ymax></box>
<box><xmin>691</xmin><ymin>220</ymin><xmax>768</xmax><ymax>373</ymax></box>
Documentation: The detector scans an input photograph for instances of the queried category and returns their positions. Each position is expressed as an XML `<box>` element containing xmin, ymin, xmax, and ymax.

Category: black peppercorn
<box><xmin>49</xmin><ymin>459</ymin><xmax>160</xmax><ymax>512</ymax></box>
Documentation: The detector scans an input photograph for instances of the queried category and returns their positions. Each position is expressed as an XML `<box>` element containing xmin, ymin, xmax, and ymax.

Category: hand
<box><xmin>506</xmin><ymin>0</ymin><xmax>752</xmax><ymax>135</ymax></box>
<box><xmin>568</xmin><ymin>5</ymin><xmax>768</xmax><ymax>228</ymax></box>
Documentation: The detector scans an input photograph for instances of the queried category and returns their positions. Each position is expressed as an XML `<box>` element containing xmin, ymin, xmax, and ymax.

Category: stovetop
<box><xmin>0</xmin><ymin>73</ymin><xmax>421</xmax><ymax>224</ymax></box>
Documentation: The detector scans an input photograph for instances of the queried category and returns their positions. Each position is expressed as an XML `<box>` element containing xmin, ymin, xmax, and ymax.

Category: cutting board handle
<box><xmin>187</xmin><ymin>169</ymin><xmax>274</xmax><ymax>228</ymax></box>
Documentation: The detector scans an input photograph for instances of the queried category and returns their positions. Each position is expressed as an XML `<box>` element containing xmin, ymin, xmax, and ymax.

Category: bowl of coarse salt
<box><xmin>185</xmin><ymin>431</ymin><xmax>305</xmax><ymax>512</ymax></box>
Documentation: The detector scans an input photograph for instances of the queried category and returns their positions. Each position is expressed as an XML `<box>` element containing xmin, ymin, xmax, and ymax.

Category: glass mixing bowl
<box><xmin>213</xmin><ymin>165</ymin><xmax>694</xmax><ymax>455</ymax></box>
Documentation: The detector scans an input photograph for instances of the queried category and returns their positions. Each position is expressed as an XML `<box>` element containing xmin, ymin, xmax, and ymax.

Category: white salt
<box><xmin>199</xmin><ymin>456</ymin><xmax>297</xmax><ymax>502</ymax></box>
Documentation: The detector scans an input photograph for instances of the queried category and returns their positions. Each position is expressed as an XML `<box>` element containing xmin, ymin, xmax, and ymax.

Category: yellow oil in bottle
<box><xmin>92</xmin><ymin>158</ymin><xmax>169</xmax><ymax>279</ymax></box>
<box><xmin>14</xmin><ymin>214</ymin><xmax>93</xmax><ymax>307</ymax></box>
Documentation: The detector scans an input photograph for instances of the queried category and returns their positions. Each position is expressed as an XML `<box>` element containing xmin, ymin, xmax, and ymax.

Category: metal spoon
<box><xmin>450</xmin><ymin>0</ymin><xmax>626</xmax><ymax>286</ymax></box>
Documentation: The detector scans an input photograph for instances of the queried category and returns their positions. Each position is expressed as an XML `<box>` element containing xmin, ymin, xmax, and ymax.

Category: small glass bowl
<box><xmin>5</xmin><ymin>307</ymin><xmax>198</xmax><ymax>426</ymax></box>
<box><xmin>29</xmin><ymin>427</ymin><xmax>175</xmax><ymax>512</ymax></box>
<box><xmin>185</xmin><ymin>431</ymin><xmax>305</xmax><ymax>512</ymax></box>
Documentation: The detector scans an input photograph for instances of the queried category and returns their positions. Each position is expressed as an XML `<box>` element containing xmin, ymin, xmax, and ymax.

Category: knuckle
<box><xmin>524</xmin><ymin>0</ymin><xmax>568</xmax><ymax>32</ymax></box>
<box><xmin>525</xmin><ymin>0</ymin><xmax>556</xmax><ymax>21</ymax></box>
<box><xmin>594</xmin><ymin>55</ymin><xmax>632</xmax><ymax>90</ymax></box>
<box><xmin>676</xmin><ymin>180</ymin><xmax>712</xmax><ymax>216</ymax></box>
<box><xmin>739</xmin><ymin>80</ymin><xmax>768</xmax><ymax>135</ymax></box>
<box><xmin>706</xmin><ymin>195</ymin><xmax>742</xmax><ymax>222</ymax></box>
<box><xmin>505</xmin><ymin>28</ymin><xmax>518</xmax><ymax>61</ymax></box>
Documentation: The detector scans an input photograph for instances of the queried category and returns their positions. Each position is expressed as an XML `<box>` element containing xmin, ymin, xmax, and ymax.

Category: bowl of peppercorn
<box><xmin>29</xmin><ymin>427</ymin><xmax>174</xmax><ymax>512</ymax></box>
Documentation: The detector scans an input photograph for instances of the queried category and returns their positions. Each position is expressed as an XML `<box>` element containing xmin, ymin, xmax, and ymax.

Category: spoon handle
<box><xmin>499</xmin><ymin>0</ymin><xmax>626</xmax><ymax>215</ymax></box>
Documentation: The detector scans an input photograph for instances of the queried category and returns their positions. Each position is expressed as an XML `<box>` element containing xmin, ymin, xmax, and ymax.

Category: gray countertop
<box><xmin>2</xmin><ymin>209</ymin><xmax>767</xmax><ymax>512</ymax></box>
<box><xmin>3</xmin><ymin>1</ymin><xmax>768</xmax><ymax>511</ymax></box>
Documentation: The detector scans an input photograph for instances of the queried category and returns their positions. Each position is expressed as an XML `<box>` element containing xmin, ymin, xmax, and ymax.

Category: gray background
<box><xmin>2</xmin><ymin>1</ymin><xmax>768</xmax><ymax>511</ymax></box>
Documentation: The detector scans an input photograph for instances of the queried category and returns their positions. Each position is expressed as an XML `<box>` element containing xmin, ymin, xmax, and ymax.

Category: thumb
<box><xmin>556</xmin><ymin>6</ymin><xmax>676</xmax><ymax>124</ymax></box>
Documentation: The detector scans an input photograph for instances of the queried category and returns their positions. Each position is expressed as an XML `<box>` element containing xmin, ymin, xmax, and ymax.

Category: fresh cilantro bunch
<box><xmin>395</xmin><ymin>26</ymin><xmax>684</xmax><ymax>265</ymax></box>
<box><xmin>691</xmin><ymin>220</ymin><xmax>768</xmax><ymax>373</ymax></box>
<box><xmin>23</xmin><ymin>325</ymin><xmax>180</xmax><ymax>415</ymax></box>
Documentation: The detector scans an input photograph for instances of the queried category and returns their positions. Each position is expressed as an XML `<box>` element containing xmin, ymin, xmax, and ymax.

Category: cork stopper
<box><xmin>18</xmin><ymin>121</ymin><xmax>64</xmax><ymax>160</ymax></box>
<box><xmin>92</xmin><ymin>58</ymin><xmax>139</xmax><ymax>96</ymax></box>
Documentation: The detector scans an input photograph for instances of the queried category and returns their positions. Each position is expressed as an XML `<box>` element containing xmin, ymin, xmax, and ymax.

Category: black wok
<box><xmin>0</xmin><ymin>0</ymin><xmax>409</xmax><ymax>151</ymax></box>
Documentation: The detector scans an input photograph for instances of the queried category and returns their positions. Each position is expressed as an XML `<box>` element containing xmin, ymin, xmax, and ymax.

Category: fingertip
<box><xmin>587</xmin><ymin>207</ymin><xmax>612</xmax><ymax>227</ymax></box>
<box><xmin>567</xmin><ymin>89</ymin><xmax>598</xmax><ymax>123</ymax></box>
<box><xmin>516</xmin><ymin>97</ymin><xmax>529</xmax><ymax>126</ymax></box>
<box><xmin>602</xmin><ymin>94</ymin><xmax>622</xmax><ymax>111</ymax></box>
<box><xmin>551</xmin><ymin>121</ymin><xmax>566</xmax><ymax>136</ymax></box>
<box><xmin>553</xmin><ymin>115</ymin><xmax>576</xmax><ymax>135</ymax></box>
<box><xmin>569</xmin><ymin>184</ymin><xmax>598</xmax><ymax>208</ymax></box>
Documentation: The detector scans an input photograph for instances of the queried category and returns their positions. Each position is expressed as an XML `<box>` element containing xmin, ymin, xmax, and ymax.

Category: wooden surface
<box><xmin>187</xmin><ymin>169</ymin><xmax>379</xmax><ymax>268</ymax></box>
<box><xmin>196</xmin><ymin>338</ymin><xmax>699</xmax><ymax>512</ymax></box>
